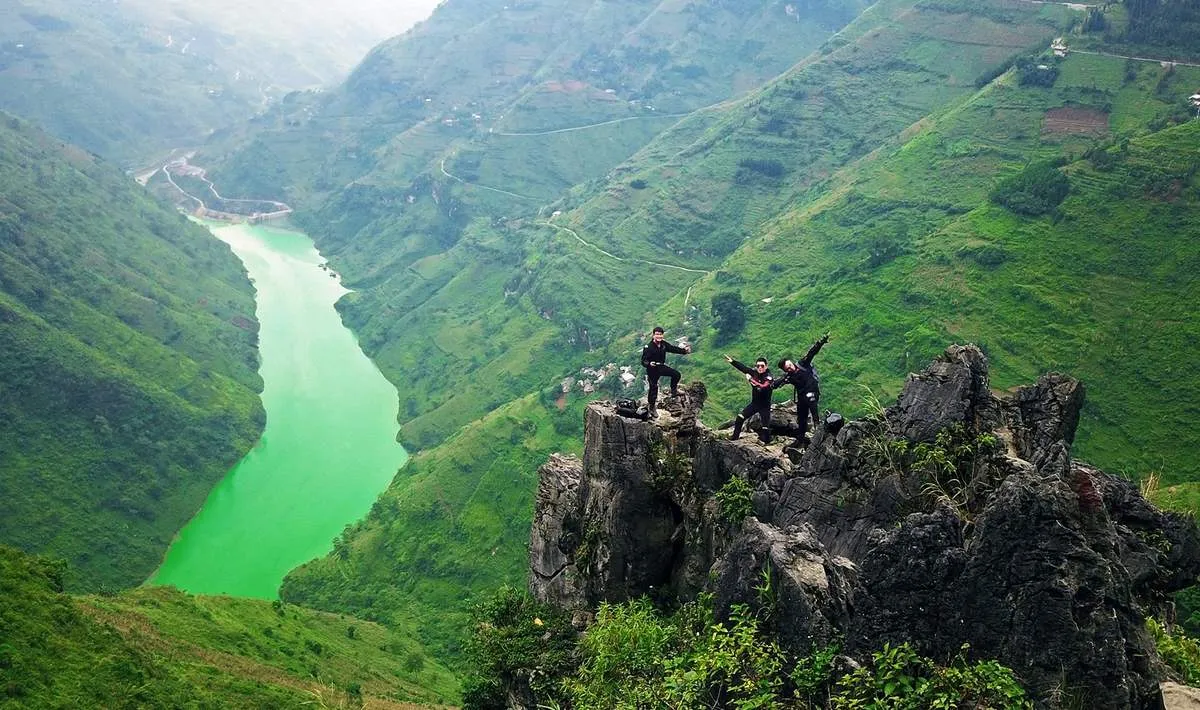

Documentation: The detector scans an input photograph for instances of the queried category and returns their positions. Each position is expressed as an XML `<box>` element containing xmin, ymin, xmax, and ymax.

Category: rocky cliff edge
<box><xmin>529</xmin><ymin>345</ymin><xmax>1200</xmax><ymax>709</ymax></box>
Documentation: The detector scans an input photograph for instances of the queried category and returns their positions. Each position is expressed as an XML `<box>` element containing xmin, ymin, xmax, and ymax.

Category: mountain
<box><xmin>514</xmin><ymin>347</ymin><xmax>1200</xmax><ymax>708</ymax></box>
<box><xmin>249</xmin><ymin>0</ymin><xmax>1200</xmax><ymax>667</ymax></box>
<box><xmin>0</xmin><ymin>544</ymin><xmax>457</xmax><ymax>707</ymax></box>
<box><xmin>203</xmin><ymin>0</ymin><xmax>875</xmax><ymax>453</ymax></box>
<box><xmin>0</xmin><ymin>0</ymin><xmax>432</xmax><ymax>164</ymax></box>
<box><xmin>0</xmin><ymin>113</ymin><xmax>264</xmax><ymax>591</ymax></box>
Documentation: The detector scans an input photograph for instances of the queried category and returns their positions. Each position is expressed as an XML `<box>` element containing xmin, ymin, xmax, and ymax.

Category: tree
<box><xmin>711</xmin><ymin>292</ymin><xmax>746</xmax><ymax>344</ymax></box>
<box><xmin>990</xmin><ymin>160</ymin><xmax>1070</xmax><ymax>216</ymax></box>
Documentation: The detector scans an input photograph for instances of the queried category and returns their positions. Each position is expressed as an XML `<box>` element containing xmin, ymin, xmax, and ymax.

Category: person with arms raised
<box><xmin>774</xmin><ymin>333</ymin><xmax>829</xmax><ymax>443</ymax></box>
<box><xmin>724</xmin><ymin>354</ymin><xmax>775</xmax><ymax>443</ymax></box>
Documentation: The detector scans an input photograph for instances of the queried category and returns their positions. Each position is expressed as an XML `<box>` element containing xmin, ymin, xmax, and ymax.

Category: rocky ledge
<box><xmin>529</xmin><ymin>345</ymin><xmax>1200</xmax><ymax>709</ymax></box>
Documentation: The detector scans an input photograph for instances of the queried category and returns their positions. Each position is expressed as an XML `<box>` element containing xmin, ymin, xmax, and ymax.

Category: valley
<box><xmin>150</xmin><ymin>223</ymin><xmax>408</xmax><ymax>598</ymax></box>
<box><xmin>4</xmin><ymin>0</ymin><xmax>1200</xmax><ymax>705</ymax></box>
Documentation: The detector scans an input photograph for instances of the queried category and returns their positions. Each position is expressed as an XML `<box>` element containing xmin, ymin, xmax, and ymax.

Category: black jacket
<box><xmin>774</xmin><ymin>364</ymin><xmax>818</xmax><ymax>398</ymax></box>
<box><xmin>730</xmin><ymin>359</ymin><xmax>774</xmax><ymax>408</ymax></box>
<box><xmin>773</xmin><ymin>336</ymin><xmax>827</xmax><ymax>397</ymax></box>
<box><xmin>641</xmin><ymin>340</ymin><xmax>688</xmax><ymax>369</ymax></box>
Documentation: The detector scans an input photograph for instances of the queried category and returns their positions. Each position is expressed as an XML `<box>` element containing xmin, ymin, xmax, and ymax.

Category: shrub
<box><xmin>474</xmin><ymin>587</ymin><xmax>1034</xmax><ymax>710</ymax></box>
<box><xmin>1015</xmin><ymin>58</ymin><xmax>1058</xmax><ymax>87</ymax></box>
<box><xmin>461</xmin><ymin>586</ymin><xmax>577</xmax><ymax>709</ymax></box>
<box><xmin>990</xmin><ymin>160</ymin><xmax>1069</xmax><ymax>216</ymax></box>
<box><xmin>711</xmin><ymin>292</ymin><xmax>747</xmax><ymax>344</ymax></box>
<box><xmin>739</xmin><ymin>158</ymin><xmax>786</xmax><ymax>177</ymax></box>
<box><xmin>716</xmin><ymin>476</ymin><xmax>754</xmax><ymax>525</ymax></box>
<box><xmin>567</xmin><ymin>599</ymin><xmax>676</xmax><ymax>709</ymax></box>
<box><xmin>831</xmin><ymin>642</ymin><xmax>1032</xmax><ymax>709</ymax></box>
<box><xmin>662</xmin><ymin>603</ymin><xmax>788</xmax><ymax>709</ymax></box>
<box><xmin>1149</xmin><ymin>617</ymin><xmax>1200</xmax><ymax>685</ymax></box>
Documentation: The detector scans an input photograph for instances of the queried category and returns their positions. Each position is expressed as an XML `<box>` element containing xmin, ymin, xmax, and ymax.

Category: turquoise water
<box><xmin>150</xmin><ymin>223</ymin><xmax>407</xmax><ymax>598</ymax></box>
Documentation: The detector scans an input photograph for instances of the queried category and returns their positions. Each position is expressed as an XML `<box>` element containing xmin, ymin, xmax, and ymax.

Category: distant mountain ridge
<box><xmin>0</xmin><ymin>0</ymin><xmax>432</xmax><ymax>164</ymax></box>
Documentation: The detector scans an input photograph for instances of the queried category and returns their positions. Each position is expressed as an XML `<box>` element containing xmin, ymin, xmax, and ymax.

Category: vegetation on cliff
<box><xmin>460</xmin><ymin>588</ymin><xmax>1032</xmax><ymax>710</ymax></box>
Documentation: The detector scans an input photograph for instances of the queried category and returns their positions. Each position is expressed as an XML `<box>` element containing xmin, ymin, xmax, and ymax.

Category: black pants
<box><xmin>646</xmin><ymin>365</ymin><xmax>681</xmax><ymax>409</ymax></box>
<box><xmin>733</xmin><ymin>401</ymin><xmax>772</xmax><ymax>443</ymax></box>
<box><xmin>797</xmin><ymin>390</ymin><xmax>820</xmax><ymax>440</ymax></box>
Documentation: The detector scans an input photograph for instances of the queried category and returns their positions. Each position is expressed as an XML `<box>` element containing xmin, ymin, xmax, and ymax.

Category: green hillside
<box><xmin>283</xmin><ymin>393</ymin><xmax>586</xmax><ymax>657</ymax></box>
<box><xmin>295</xmin><ymin>0</ymin><xmax>1074</xmax><ymax>451</ymax></box>
<box><xmin>0</xmin><ymin>114</ymin><xmax>264</xmax><ymax>591</ymax></box>
<box><xmin>679</xmin><ymin>51</ymin><xmax>1200</xmax><ymax>478</ymax></box>
<box><xmin>267</xmin><ymin>0</ymin><xmax>1200</xmax><ymax>668</ymax></box>
<box><xmin>205</xmin><ymin>0</ymin><xmax>878</xmax><ymax>453</ymax></box>
<box><xmin>0</xmin><ymin>544</ymin><xmax>455</xmax><ymax>708</ymax></box>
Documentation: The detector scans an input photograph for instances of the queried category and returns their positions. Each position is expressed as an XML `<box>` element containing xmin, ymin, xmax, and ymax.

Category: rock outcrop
<box><xmin>529</xmin><ymin>345</ymin><xmax>1200</xmax><ymax>708</ymax></box>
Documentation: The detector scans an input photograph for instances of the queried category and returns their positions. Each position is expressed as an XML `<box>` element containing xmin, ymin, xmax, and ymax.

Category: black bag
<box><xmin>615</xmin><ymin>399</ymin><xmax>648</xmax><ymax>420</ymax></box>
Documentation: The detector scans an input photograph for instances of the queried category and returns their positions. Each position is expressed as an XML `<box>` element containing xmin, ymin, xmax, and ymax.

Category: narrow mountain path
<box><xmin>158</xmin><ymin>158</ymin><xmax>292</xmax><ymax>221</ymax></box>
<box><xmin>1020</xmin><ymin>0</ymin><xmax>1097</xmax><ymax>7</ymax></box>
<box><xmin>438</xmin><ymin>157</ymin><xmax>540</xmax><ymax>201</ymax></box>
<box><xmin>491</xmin><ymin>112</ymin><xmax>690</xmax><ymax>137</ymax></box>
<box><xmin>163</xmin><ymin>166</ymin><xmax>206</xmax><ymax>210</ymax></box>
<box><xmin>541</xmin><ymin>218</ymin><xmax>710</xmax><ymax>275</ymax></box>
<box><xmin>1070</xmin><ymin>48</ymin><xmax>1200</xmax><ymax>68</ymax></box>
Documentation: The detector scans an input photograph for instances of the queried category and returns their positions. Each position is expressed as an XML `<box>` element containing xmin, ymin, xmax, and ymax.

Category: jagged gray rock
<box><xmin>890</xmin><ymin>343</ymin><xmax>1001</xmax><ymax>442</ymax></box>
<box><xmin>528</xmin><ymin>453</ymin><xmax>583</xmax><ymax>609</ymax></box>
<box><xmin>710</xmin><ymin>519</ymin><xmax>856</xmax><ymax>656</ymax></box>
<box><xmin>528</xmin><ymin>345</ymin><xmax>1200</xmax><ymax>709</ymax></box>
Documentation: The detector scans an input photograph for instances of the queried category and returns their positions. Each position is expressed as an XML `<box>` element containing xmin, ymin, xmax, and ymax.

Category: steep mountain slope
<box><xmin>0</xmin><ymin>114</ymin><xmax>264</xmax><ymax>591</ymax></box>
<box><xmin>208</xmin><ymin>0</ymin><xmax>870</xmax><ymax>206</ymax></box>
<box><xmin>277</xmin><ymin>0</ymin><xmax>1155</xmax><ymax>660</ymax></box>
<box><xmin>325</xmin><ymin>0</ymin><xmax>1070</xmax><ymax>453</ymax></box>
<box><xmin>0</xmin><ymin>545</ymin><xmax>456</xmax><ymax>707</ymax></box>
<box><xmin>678</xmin><ymin>49</ymin><xmax>1200</xmax><ymax>480</ymax></box>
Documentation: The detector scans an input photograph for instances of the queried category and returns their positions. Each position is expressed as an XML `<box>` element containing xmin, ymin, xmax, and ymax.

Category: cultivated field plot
<box><xmin>1042</xmin><ymin>106</ymin><xmax>1109</xmax><ymax>136</ymax></box>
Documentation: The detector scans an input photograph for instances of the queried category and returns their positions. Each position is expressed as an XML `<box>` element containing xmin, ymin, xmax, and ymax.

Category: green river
<box><xmin>150</xmin><ymin>223</ymin><xmax>408</xmax><ymax>598</ymax></box>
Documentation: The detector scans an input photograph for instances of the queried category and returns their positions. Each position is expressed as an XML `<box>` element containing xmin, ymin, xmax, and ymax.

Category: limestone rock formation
<box><xmin>528</xmin><ymin>345</ymin><xmax>1200</xmax><ymax>708</ymax></box>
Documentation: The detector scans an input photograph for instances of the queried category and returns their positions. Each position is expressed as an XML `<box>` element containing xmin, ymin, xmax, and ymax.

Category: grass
<box><xmin>683</xmin><ymin>57</ymin><xmax>1200</xmax><ymax>481</ymax></box>
<box><xmin>83</xmin><ymin>586</ymin><xmax>459</xmax><ymax>706</ymax></box>
<box><xmin>0</xmin><ymin>544</ymin><xmax>454</xmax><ymax>708</ymax></box>
<box><xmin>199</xmin><ymin>0</ymin><xmax>1200</xmax><ymax>680</ymax></box>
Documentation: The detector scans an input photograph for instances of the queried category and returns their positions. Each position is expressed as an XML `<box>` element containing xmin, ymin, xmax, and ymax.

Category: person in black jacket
<box><xmin>640</xmin><ymin>326</ymin><xmax>691</xmax><ymax>416</ymax></box>
<box><xmin>725</xmin><ymin>354</ymin><xmax>774</xmax><ymax>443</ymax></box>
<box><xmin>774</xmin><ymin>333</ymin><xmax>829</xmax><ymax>442</ymax></box>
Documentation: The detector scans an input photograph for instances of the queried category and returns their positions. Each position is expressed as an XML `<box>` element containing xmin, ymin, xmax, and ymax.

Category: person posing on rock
<box><xmin>774</xmin><ymin>333</ymin><xmax>829</xmax><ymax>442</ymax></box>
<box><xmin>640</xmin><ymin>326</ymin><xmax>691</xmax><ymax>417</ymax></box>
<box><xmin>725</xmin><ymin>355</ymin><xmax>775</xmax><ymax>443</ymax></box>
